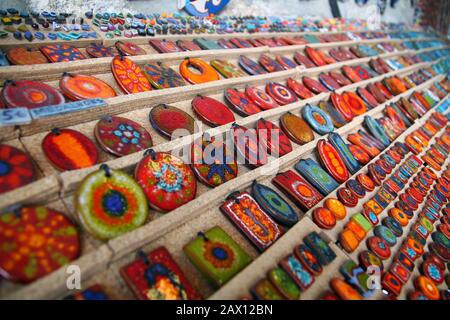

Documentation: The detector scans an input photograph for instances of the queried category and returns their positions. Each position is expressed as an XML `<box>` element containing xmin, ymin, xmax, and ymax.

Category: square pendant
<box><xmin>183</xmin><ymin>226</ymin><xmax>252</xmax><ymax>288</ymax></box>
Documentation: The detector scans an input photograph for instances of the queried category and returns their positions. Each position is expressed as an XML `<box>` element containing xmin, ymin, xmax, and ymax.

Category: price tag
<box><xmin>30</xmin><ymin>98</ymin><xmax>107</xmax><ymax>119</ymax></box>
<box><xmin>0</xmin><ymin>108</ymin><xmax>32</xmax><ymax>126</ymax></box>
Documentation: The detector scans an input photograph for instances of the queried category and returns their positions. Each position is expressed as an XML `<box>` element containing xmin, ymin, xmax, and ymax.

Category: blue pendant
<box><xmin>302</xmin><ymin>104</ymin><xmax>334</xmax><ymax>135</ymax></box>
<box><xmin>364</xmin><ymin>116</ymin><xmax>391</xmax><ymax>147</ymax></box>
<box><xmin>328</xmin><ymin>133</ymin><xmax>361</xmax><ymax>174</ymax></box>
<box><xmin>295</xmin><ymin>158</ymin><xmax>339</xmax><ymax>196</ymax></box>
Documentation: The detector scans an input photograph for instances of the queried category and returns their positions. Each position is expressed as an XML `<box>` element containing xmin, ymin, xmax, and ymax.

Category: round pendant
<box><xmin>134</xmin><ymin>151</ymin><xmax>197</xmax><ymax>212</ymax></box>
<box><xmin>305</xmin><ymin>47</ymin><xmax>326</xmax><ymax>67</ymax></box>
<box><xmin>293</xmin><ymin>52</ymin><xmax>315</xmax><ymax>68</ymax></box>
<box><xmin>324</xmin><ymin>198</ymin><xmax>347</xmax><ymax>220</ymax></box>
<box><xmin>42</xmin><ymin>128</ymin><xmax>98</xmax><ymax>171</ymax></box>
<box><xmin>367</xmin><ymin>236</ymin><xmax>391</xmax><ymax>260</ymax></box>
<box><xmin>376</xmin><ymin>159</ymin><xmax>392</xmax><ymax>175</ymax></box>
<box><xmin>358</xmin><ymin>250</ymin><xmax>384</xmax><ymax>271</ymax></box>
<box><xmin>317</xmin><ymin>140</ymin><xmax>349</xmax><ymax>183</ymax></box>
<box><xmin>265</xmin><ymin>82</ymin><xmax>298</xmax><ymax>106</ymax></box>
<box><xmin>2</xmin><ymin>80</ymin><xmax>65</xmax><ymax>109</ymax></box>
<box><xmin>329</xmin><ymin>71</ymin><xmax>352</xmax><ymax>87</ymax></box>
<box><xmin>331</xmin><ymin>93</ymin><xmax>354</xmax><ymax>122</ymax></box>
<box><xmin>111</xmin><ymin>56</ymin><xmax>151</xmax><ymax>94</ymax></box>
<box><xmin>0</xmin><ymin>144</ymin><xmax>36</xmax><ymax>194</ymax></box>
<box><xmin>6</xmin><ymin>47</ymin><xmax>48</xmax><ymax>65</ymax></box>
<box><xmin>94</xmin><ymin>116</ymin><xmax>152</xmax><ymax>157</ymax></box>
<box><xmin>143</xmin><ymin>62</ymin><xmax>185</xmax><ymax>89</ymax></box>
<box><xmin>423</xmin><ymin>253</ymin><xmax>446</xmax><ymax>271</ymax></box>
<box><xmin>421</xmin><ymin>260</ymin><xmax>444</xmax><ymax>285</ymax></box>
<box><xmin>353</xmin><ymin>65</ymin><xmax>371</xmax><ymax>80</ymax></box>
<box><xmin>312</xmin><ymin>207</ymin><xmax>336</xmax><ymax>230</ymax></box>
<box><xmin>414</xmin><ymin>276</ymin><xmax>440</xmax><ymax>300</ymax></box>
<box><xmin>76</xmin><ymin>168</ymin><xmax>148</xmax><ymax>239</ymax></box>
<box><xmin>0</xmin><ymin>206</ymin><xmax>80</xmax><ymax>283</ymax></box>
<box><xmin>294</xmin><ymin>244</ymin><xmax>323</xmax><ymax>276</ymax></box>
<box><xmin>238</xmin><ymin>55</ymin><xmax>267</xmax><ymax>75</ymax></box>
<box><xmin>382</xmin><ymin>217</ymin><xmax>403</xmax><ymax>237</ymax></box>
<box><xmin>179</xmin><ymin>58</ymin><xmax>220</xmax><ymax>84</ymax></box>
<box><xmin>245</xmin><ymin>86</ymin><xmax>279</xmax><ymax>110</ymax></box>
<box><xmin>86</xmin><ymin>43</ymin><xmax>116</xmax><ymax>58</ymax></box>
<box><xmin>342</xmin><ymin>65</ymin><xmax>361</xmax><ymax>83</ymax></box>
<box><xmin>191</xmin><ymin>95</ymin><xmax>235</xmax><ymax>127</ymax></box>
<box><xmin>302</xmin><ymin>77</ymin><xmax>329</xmax><ymax>94</ymax></box>
<box><xmin>258</xmin><ymin>54</ymin><xmax>284</xmax><ymax>73</ymax></box>
<box><xmin>232</xmin><ymin>124</ymin><xmax>267</xmax><ymax>167</ymax></box>
<box><xmin>374</xmin><ymin>226</ymin><xmax>397</xmax><ymax>247</ymax></box>
<box><xmin>210</xmin><ymin>59</ymin><xmax>246</xmax><ymax>78</ymax></box>
<box><xmin>40</xmin><ymin>44</ymin><xmax>86</xmax><ymax>63</ymax></box>
<box><xmin>115</xmin><ymin>41</ymin><xmax>146</xmax><ymax>56</ymax></box>
<box><xmin>356</xmin><ymin>173</ymin><xmax>375</xmax><ymax>192</ymax></box>
<box><xmin>256</xmin><ymin>119</ymin><xmax>292</xmax><ymax>157</ymax></box>
<box><xmin>149</xmin><ymin>104</ymin><xmax>196</xmax><ymax>139</ymax></box>
<box><xmin>279</xmin><ymin>112</ymin><xmax>314</xmax><ymax>145</ymax></box>
<box><xmin>302</xmin><ymin>104</ymin><xmax>334</xmax><ymax>135</ymax></box>
<box><xmin>275</xmin><ymin>55</ymin><xmax>297</xmax><ymax>70</ymax></box>
<box><xmin>252</xmin><ymin>182</ymin><xmax>298</xmax><ymax>226</ymax></box>
<box><xmin>343</xmin><ymin>91</ymin><xmax>367</xmax><ymax>116</ymax></box>
<box><xmin>191</xmin><ymin>137</ymin><xmax>237</xmax><ymax>188</ymax></box>
<box><xmin>318</xmin><ymin>73</ymin><xmax>341</xmax><ymax>91</ymax></box>
<box><xmin>346</xmin><ymin>179</ymin><xmax>366</xmax><ymax>198</ymax></box>
<box><xmin>59</xmin><ymin>73</ymin><xmax>116</xmax><ymax>100</ymax></box>
<box><xmin>337</xmin><ymin>187</ymin><xmax>358</xmax><ymax>207</ymax></box>
<box><xmin>224</xmin><ymin>88</ymin><xmax>261</xmax><ymax>117</ymax></box>
<box><xmin>286</xmin><ymin>78</ymin><xmax>314</xmax><ymax>99</ymax></box>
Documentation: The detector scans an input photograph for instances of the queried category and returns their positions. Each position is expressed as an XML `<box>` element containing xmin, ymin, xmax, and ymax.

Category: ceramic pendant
<box><xmin>272</xmin><ymin>170</ymin><xmax>323</xmax><ymax>211</ymax></box>
<box><xmin>328</xmin><ymin>133</ymin><xmax>361</xmax><ymax>174</ymax></box>
<box><xmin>245</xmin><ymin>86</ymin><xmax>279</xmax><ymax>110</ymax></box>
<box><xmin>305</xmin><ymin>47</ymin><xmax>326</xmax><ymax>67</ymax></box>
<box><xmin>251</xmin><ymin>279</ymin><xmax>284</xmax><ymax>300</ymax></box>
<box><xmin>302</xmin><ymin>105</ymin><xmax>334</xmax><ymax>135</ymax></box>
<box><xmin>149</xmin><ymin>104</ymin><xmax>197</xmax><ymax>139</ymax></box>
<box><xmin>312</xmin><ymin>207</ymin><xmax>336</xmax><ymax>230</ymax></box>
<box><xmin>348</xmin><ymin>143</ymin><xmax>372</xmax><ymax>165</ymax></box>
<box><xmin>414</xmin><ymin>276</ymin><xmax>440</xmax><ymax>300</ymax></box>
<box><xmin>86</xmin><ymin>43</ymin><xmax>116</xmax><ymax>58</ymax></box>
<box><xmin>347</xmin><ymin>133</ymin><xmax>380</xmax><ymax>158</ymax></box>
<box><xmin>318</xmin><ymin>73</ymin><xmax>341</xmax><ymax>91</ymax></box>
<box><xmin>0</xmin><ymin>144</ymin><xmax>36</xmax><ymax>194</ymax></box>
<box><xmin>353</xmin><ymin>65</ymin><xmax>371</xmax><ymax>80</ymax></box>
<box><xmin>317</xmin><ymin>139</ymin><xmax>349</xmax><ymax>183</ymax></box>
<box><xmin>76</xmin><ymin>166</ymin><xmax>148</xmax><ymax>239</ymax></box>
<box><xmin>304</xmin><ymin>232</ymin><xmax>336</xmax><ymax>266</ymax></box>
<box><xmin>267</xmin><ymin>267</ymin><xmax>300</xmax><ymax>300</ymax></box>
<box><xmin>256</xmin><ymin>118</ymin><xmax>292</xmax><ymax>157</ymax></box>
<box><xmin>295</xmin><ymin>158</ymin><xmax>339</xmax><ymax>196</ymax></box>
<box><xmin>293</xmin><ymin>52</ymin><xmax>315</xmax><ymax>68</ymax></box>
<box><xmin>339</xmin><ymin>260</ymin><xmax>373</xmax><ymax>297</ymax></box>
<box><xmin>59</xmin><ymin>73</ymin><xmax>116</xmax><ymax>100</ymax></box>
<box><xmin>191</xmin><ymin>137</ymin><xmax>237</xmax><ymax>187</ymax></box>
<box><xmin>358</xmin><ymin>250</ymin><xmax>383</xmax><ymax>272</ymax></box>
<box><xmin>302</xmin><ymin>77</ymin><xmax>329</xmax><ymax>94</ymax></box>
<box><xmin>116</xmin><ymin>41</ymin><xmax>146</xmax><ymax>56</ymax></box>
<box><xmin>346</xmin><ymin>179</ymin><xmax>366</xmax><ymax>198</ymax></box>
<box><xmin>120</xmin><ymin>247</ymin><xmax>201</xmax><ymax>300</ymax></box>
<box><xmin>6</xmin><ymin>47</ymin><xmax>48</xmax><ymax>65</ymax></box>
<box><xmin>94</xmin><ymin>116</ymin><xmax>152</xmax><ymax>156</ymax></box>
<box><xmin>294</xmin><ymin>244</ymin><xmax>323</xmax><ymax>276</ymax></box>
<box><xmin>275</xmin><ymin>55</ymin><xmax>297</xmax><ymax>70</ymax></box>
<box><xmin>179</xmin><ymin>58</ymin><xmax>220</xmax><ymax>84</ymax></box>
<box><xmin>383</xmin><ymin>216</ymin><xmax>403</xmax><ymax>238</ymax></box>
<box><xmin>238</xmin><ymin>55</ymin><xmax>267</xmax><ymax>75</ymax></box>
<box><xmin>42</xmin><ymin>128</ymin><xmax>98</xmax><ymax>171</ymax></box>
<box><xmin>342</xmin><ymin>65</ymin><xmax>361</xmax><ymax>83</ymax></box>
<box><xmin>324</xmin><ymin>198</ymin><xmax>347</xmax><ymax>220</ymax></box>
<box><xmin>258</xmin><ymin>54</ymin><xmax>284</xmax><ymax>73</ymax></box>
<box><xmin>357</xmin><ymin>174</ymin><xmax>375</xmax><ymax>192</ymax></box>
<box><xmin>374</xmin><ymin>225</ymin><xmax>397</xmax><ymax>247</ymax></box>
<box><xmin>421</xmin><ymin>260</ymin><xmax>444</xmax><ymax>285</ymax></box>
<box><xmin>135</xmin><ymin>151</ymin><xmax>197</xmax><ymax>212</ymax></box>
<box><xmin>191</xmin><ymin>95</ymin><xmax>235</xmax><ymax>127</ymax></box>
<box><xmin>382</xmin><ymin>272</ymin><xmax>402</xmax><ymax>296</ymax></box>
<box><xmin>111</xmin><ymin>56</ymin><xmax>151</xmax><ymax>94</ymax></box>
<box><xmin>318</xmin><ymin>101</ymin><xmax>348</xmax><ymax>129</ymax></box>
<box><xmin>279</xmin><ymin>112</ymin><xmax>314</xmax><ymax>145</ymax></box>
<box><xmin>342</xmin><ymin>91</ymin><xmax>367</xmax><ymax>116</ymax></box>
<box><xmin>364</xmin><ymin>116</ymin><xmax>391</xmax><ymax>147</ymax></box>
<box><xmin>176</xmin><ymin>40</ymin><xmax>202</xmax><ymax>52</ymax></box>
<box><xmin>337</xmin><ymin>188</ymin><xmax>358</xmax><ymax>207</ymax></box>
<box><xmin>286</xmin><ymin>78</ymin><xmax>314</xmax><ymax>100</ymax></box>
<box><xmin>265</xmin><ymin>82</ymin><xmax>298</xmax><ymax>106</ymax></box>
<box><xmin>143</xmin><ymin>62</ymin><xmax>185</xmax><ymax>89</ymax></box>
<box><xmin>329</xmin><ymin>71</ymin><xmax>352</xmax><ymax>87</ymax></box>
<box><xmin>330</xmin><ymin>93</ymin><xmax>354</xmax><ymax>122</ymax></box>
<box><xmin>224</xmin><ymin>88</ymin><xmax>261</xmax><ymax>117</ymax></box>
<box><xmin>0</xmin><ymin>206</ymin><xmax>80</xmax><ymax>283</ymax></box>
<box><xmin>232</xmin><ymin>124</ymin><xmax>267</xmax><ymax>167</ymax></box>
<box><xmin>183</xmin><ymin>226</ymin><xmax>252</xmax><ymax>288</ymax></box>
<box><xmin>279</xmin><ymin>254</ymin><xmax>314</xmax><ymax>291</ymax></box>
<box><xmin>193</xmin><ymin>38</ymin><xmax>223</xmax><ymax>50</ymax></box>
<box><xmin>230</xmin><ymin>38</ymin><xmax>254</xmax><ymax>48</ymax></box>
<box><xmin>221</xmin><ymin>191</ymin><xmax>283</xmax><ymax>251</ymax></box>
<box><xmin>210</xmin><ymin>59</ymin><xmax>246</xmax><ymax>78</ymax></box>
<box><xmin>251</xmin><ymin>182</ymin><xmax>298</xmax><ymax>226</ymax></box>
<box><xmin>330</xmin><ymin>278</ymin><xmax>363</xmax><ymax>300</ymax></box>
<box><xmin>40</xmin><ymin>44</ymin><xmax>86</xmax><ymax>62</ymax></box>
<box><xmin>339</xmin><ymin>229</ymin><xmax>359</xmax><ymax>253</ymax></box>
<box><xmin>367</xmin><ymin>236</ymin><xmax>391</xmax><ymax>260</ymax></box>
<box><xmin>2</xmin><ymin>80</ymin><xmax>65</xmax><ymax>109</ymax></box>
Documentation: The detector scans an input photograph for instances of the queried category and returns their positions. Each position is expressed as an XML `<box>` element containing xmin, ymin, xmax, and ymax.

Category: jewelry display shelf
<box><xmin>208</xmin><ymin>96</ymin><xmax>450</xmax><ymax>300</ymax></box>
<box><xmin>0</xmin><ymin>29</ymin><xmax>448</xmax><ymax>299</ymax></box>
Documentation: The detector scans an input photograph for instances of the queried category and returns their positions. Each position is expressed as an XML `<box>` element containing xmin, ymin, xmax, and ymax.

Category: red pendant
<box><xmin>232</xmin><ymin>124</ymin><xmax>267</xmax><ymax>167</ymax></box>
<box><xmin>143</xmin><ymin>62</ymin><xmax>186</xmax><ymax>89</ymax></box>
<box><xmin>134</xmin><ymin>151</ymin><xmax>197</xmax><ymax>212</ymax></box>
<box><xmin>224</xmin><ymin>88</ymin><xmax>261</xmax><ymax>117</ymax></box>
<box><xmin>245</xmin><ymin>86</ymin><xmax>279</xmax><ymax>110</ymax></box>
<box><xmin>312</xmin><ymin>207</ymin><xmax>336</xmax><ymax>230</ymax></box>
<box><xmin>42</xmin><ymin>128</ymin><xmax>98</xmax><ymax>171</ymax></box>
<box><xmin>94</xmin><ymin>116</ymin><xmax>153</xmax><ymax>156</ymax></box>
<box><xmin>329</xmin><ymin>71</ymin><xmax>352</xmax><ymax>87</ymax></box>
<box><xmin>6</xmin><ymin>47</ymin><xmax>48</xmax><ymax>65</ymax></box>
<box><xmin>357</xmin><ymin>87</ymin><xmax>379</xmax><ymax>109</ymax></box>
<box><xmin>305</xmin><ymin>47</ymin><xmax>326</xmax><ymax>67</ymax></box>
<box><xmin>302</xmin><ymin>77</ymin><xmax>329</xmax><ymax>94</ymax></box>
<box><xmin>342</xmin><ymin>91</ymin><xmax>367</xmax><ymax>116</ymax></box>
<box><xmin>149</xmin><ymin>104</ymin><xmax>196</xmax><ymax>139</ymax></box>
<box><xmin>115</xmin><ymin>41</ymin><xmax>146</xmax><ymax>56</ymax></box>
<box><xmin>0</xmin><ymin>144</ymin><xmax>36</xmax><ymax>194</ymax></box>
<box><xmin>367</xmin><ymin>236</ymin><xmax>391</xmax><ymax>260</ymax></box>
<box><xmin>316</xmin><ymin>140</ymin><xmax>349</xmax><ymax>183</ymax></box>
<box><xmin>0</xmin><ymin>206</ymin><xmax>80</xmax><ymax>283</ymax></box>
<box><xmin>59</xmin><ymin>73</ymin><xmax>117</xmax><ymax>100</ymax></box>
<box><xmin>330</xmin><ymin>93</ymin><xmax>354</xmax><ymax>122</ymax></box>
<box><xmin>149</xmin><ymin>39</ymin><xmax>182</xmax><ymax>53</ymax></box>
<box><xmin>2</xmin><ymin>80</ymin><xmax>65</xmax><ymax>109</ymax></box>
<box><xmin>256</xmin><ymin>119</ymin><xmax>292</xmax><ymax>157</ymax></box>
<box><xmin>265</xmin><ymin>82</ymin><xmax>298</xmax><ymax>105</ymax></box>
<box><xmin>337</xmin><ymin>187</ymin><xmax>358</xmax><ymax>207</ymax></box>
<box><xmin>258</xmin><ymin>54</ymin><xmax>284</xmax><ymax>73</ymax></box>
<box><xmin>342</xmin><ymin>66</ymin><xmax>362</xmax><ymax>83</ymax></box>
<box><xmin>286</xmin><ymin>78</ymin><xmax>314</xmax><ymax>99</ymax></box>
<box><xmin>293</xmin><ymin>52</ymin><xmax>315</xmax><ymax>68</ymax></box>
<box><xmin>191</xmin><ymin>95</ymin><xmax>235</xmax><ymax>127</ymax></box>
<box><xmin>111</xmin><ymin>56</ymin><xmax>151</xmax><ymax>94</ymax></box>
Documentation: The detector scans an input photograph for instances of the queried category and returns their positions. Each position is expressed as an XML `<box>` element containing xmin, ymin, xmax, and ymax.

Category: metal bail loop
<box><xmin>144</xmin><ymin>148</ymin><xmax>157</xmax><ymax>160</ymax></box>
<box><xmin>100</xmin><ymin>163</ymin><xmax>112</xmax><ymax>178</ymax></box>
<box><xmin>197</xmin><ymin>231</ymin><xmax>209</xmax><ymax>242</ymax></box>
